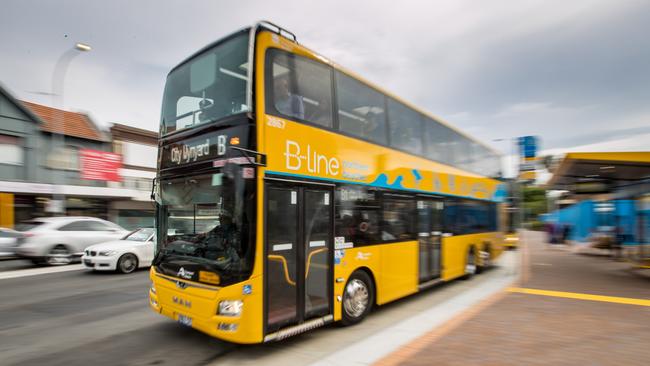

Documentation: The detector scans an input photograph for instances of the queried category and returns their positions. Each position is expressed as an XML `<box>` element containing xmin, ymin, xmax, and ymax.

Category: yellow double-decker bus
<box><xmin>150</xmin><ymin>21</ymin><xmax>506</xmax><ymax>344</ymax></box>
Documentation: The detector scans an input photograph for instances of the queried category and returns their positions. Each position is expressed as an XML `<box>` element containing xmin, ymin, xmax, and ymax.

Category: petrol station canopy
<box><xmin>547</xmin><ymin>152</ymin><xmax>650</xmax><ymax>193</ymax></box>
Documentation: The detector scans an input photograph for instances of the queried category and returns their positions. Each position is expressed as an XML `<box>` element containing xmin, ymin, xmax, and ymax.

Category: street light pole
<box><xmin>493</xmin><ymin>137</ymin><xmax>522</xmax><ymax>230</ymax></box>
<box><xmin>50</xmin><ymin>43</ymin><xmax>91</xmax><ymax>215</ymax></box>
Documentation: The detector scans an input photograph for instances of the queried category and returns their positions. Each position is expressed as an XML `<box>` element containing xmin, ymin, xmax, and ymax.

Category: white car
<box><xmin>82</xmin><ymin>228</ymin><xmax>155</xmax><ymax>274</ymax></box>
<box><xmin>0</xmin><ymin>227</ymin><xmax>23</xmax><ymax>258</ymax></box>
<box><xmin>15</xmin><ymin>217</ymin><xmax>129</xmax><ymax>265</ymax></box>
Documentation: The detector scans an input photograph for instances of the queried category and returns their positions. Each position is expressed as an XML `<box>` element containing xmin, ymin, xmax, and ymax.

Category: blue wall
<box><xmin>614</xmin><ymin>200</ymin><xmax>636</xmax><ymax>244</ymax></box>
<box><xmin>545</xmin><ymin>199</ymin><xmax>642</xmax><ymax>244</ymax></box>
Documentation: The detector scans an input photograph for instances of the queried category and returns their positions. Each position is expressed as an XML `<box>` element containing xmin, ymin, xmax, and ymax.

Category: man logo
<box><xmin>172</xmin><ymin>296</ymin><xmax>192</xmax><ymax>308</ymax></box>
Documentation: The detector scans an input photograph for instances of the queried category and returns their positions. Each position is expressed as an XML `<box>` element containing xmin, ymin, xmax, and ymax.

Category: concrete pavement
<box><xmin>375</xmin><ymin>231</ymin><xmax>650</xmax><ymax>366</ymax></box>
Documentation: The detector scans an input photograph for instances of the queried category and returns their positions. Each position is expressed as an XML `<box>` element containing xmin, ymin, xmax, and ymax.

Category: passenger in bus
<box><xmin>274</xmin><ymin>76</ymin><xmax>304</xmax><ymax>119</ymax></box>
<box><xmin>379</xmin><ymin>220</ymin><xmax>397</xmax><ymax>241</ymax></box>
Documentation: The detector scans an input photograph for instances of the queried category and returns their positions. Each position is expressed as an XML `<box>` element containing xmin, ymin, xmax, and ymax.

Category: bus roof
<box><xmin>165</xmin><ymin>21</ymin><xmax>502</xmax><ymax>167</ymax></box>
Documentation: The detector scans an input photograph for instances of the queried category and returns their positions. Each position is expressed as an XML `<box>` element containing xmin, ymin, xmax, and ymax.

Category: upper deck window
<box><xmin>161</xmin><ymin>33</ymin><xmax>250</xmax><ymax>135</ymax></box>
<box><xmin>387</xmin><ymin>98</ymin><xmax>423</xmax><ymax>155</ymax></box>
<box><xmin>267</xmin><ymin>50</ymin><xmax>334</xmax><ymax>128</ymax></box>
<box><xmin>335</xmin><ymin>72</ymin><xmax>387</xmax><ymax>145</ymax></box>
<box><xmin>424</xmin><ymin>119</ymin><xmax>453</xmax><ymax>165</ymax></box>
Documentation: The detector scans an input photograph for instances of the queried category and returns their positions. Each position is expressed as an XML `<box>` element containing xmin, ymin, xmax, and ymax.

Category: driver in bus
<box><xmin>274</xmin><ymin>76</ymin><xmax>304</xmax><ymax>119</ymax></box>
<box><xmin>203</xmin><ymin>213</ymin><xmax>241</xmax><ymax>266</ymax></box>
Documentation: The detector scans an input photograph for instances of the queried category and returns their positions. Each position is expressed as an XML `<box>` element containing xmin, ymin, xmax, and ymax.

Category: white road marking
<box><xmin>0</xmin><ymin>264</ymin><xmax>86</xmax><ymax>280</ymax></box>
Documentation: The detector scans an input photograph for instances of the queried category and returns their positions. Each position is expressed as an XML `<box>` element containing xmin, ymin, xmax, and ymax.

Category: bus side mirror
<box><xmin>223</xmin><ymin>162</ymin><xmax>242</xmax><ymax>182</ymax></box>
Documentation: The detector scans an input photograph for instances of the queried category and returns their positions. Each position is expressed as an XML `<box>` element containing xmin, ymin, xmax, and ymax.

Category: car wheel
<box><xmin>47</xmin><ymin>245</ymin><xmax>72</xmax><ymax>266</ymax></box>
<box><xmin>341</xmin><ymin>270</ymin><xmax>374</xmax><ymax>326</ymax></box>
<box><xmin>117</xmin><ymin>253</ymin><xmax>138</xmax><ymax>274</ymax></box>
<box><xmin>462</xmin><ymin>247</ymin><xmax>477</xmax><ymax>280</ymax></box>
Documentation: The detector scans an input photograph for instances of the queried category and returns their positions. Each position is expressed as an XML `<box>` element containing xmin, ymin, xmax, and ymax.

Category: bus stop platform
<box><xmin>375</xmin><ymin>232</ymin><xmax>650</xmax><ymax>366</ymax></box>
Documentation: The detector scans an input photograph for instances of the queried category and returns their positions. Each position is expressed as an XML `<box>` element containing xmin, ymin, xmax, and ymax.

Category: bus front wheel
<box><xmin>341</xmin><ymin>270</ymin><xmax>374</xmax><ymax>326</ymax></box>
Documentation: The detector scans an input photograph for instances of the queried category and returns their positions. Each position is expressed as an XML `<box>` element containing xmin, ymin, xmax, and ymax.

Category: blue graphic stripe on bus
<box><xmin>411</xmin><ymin>169</ymin><xmax>422</xmax><ymax>182</ymax></box>
<box><xmin>265</xmin><ymin>170</ymin><xmax>501</xmax><ymax>202</ymax></box>
<box><xmin>370</xmin><ymin>173</ymin><xmax>404</xmax><ymax>189</ymax></box>
<box><xmin>492</xmin><ymin>184</ymin><xmax>507</xmax><ymax>203</ymax></box>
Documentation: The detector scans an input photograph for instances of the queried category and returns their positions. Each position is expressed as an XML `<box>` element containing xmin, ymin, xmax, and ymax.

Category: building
<box><xmin>0</xmin><ymin>83</ymin><xmax>158</xmax><ymax>229</ymax></box>
<box><xmin>544</xmin><ymin>152</ymin><xmax>650</xmax><ymax>250</ymax></box>
<box><xmin>108</xmin><ymin>123</ymin><xmax>158</xmax><ymax>230</ymax></box>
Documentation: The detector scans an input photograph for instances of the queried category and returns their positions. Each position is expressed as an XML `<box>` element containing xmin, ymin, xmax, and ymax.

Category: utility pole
<box><xmin>49</xmin><ymin>42</ymin><xmax>92</xmax><ymax>215</ymax></box>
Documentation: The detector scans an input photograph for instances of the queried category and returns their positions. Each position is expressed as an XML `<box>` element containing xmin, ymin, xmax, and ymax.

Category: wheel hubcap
<box><xmin>48</xmin><ymin>247</ymin><xmax>71</xmax><ymax>265</ymax></box>
<box><xmin>465</xmin><ymin>252</ymin><xmax>476</xmax><ymax>275</ymax></box>
<box><xmin>343</xmin><ymin>279</ymin><xmax>369</xmax><ymax>318</ymax></box>
<box><xmin>481</xmin><ymin>250</ymin><xmax>490</xmax><ymax>267</ymax></box>
<box><xmin>121</xmin><ymin>255</ymin><xmax>136</xmax><ymax>272</ymax></box>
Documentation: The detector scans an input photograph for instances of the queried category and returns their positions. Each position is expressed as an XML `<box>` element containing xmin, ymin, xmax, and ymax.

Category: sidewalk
<box><xmin>375</xmin><ymin>231</ymin><xmax>650</xmax><ymax>366</ymax></box>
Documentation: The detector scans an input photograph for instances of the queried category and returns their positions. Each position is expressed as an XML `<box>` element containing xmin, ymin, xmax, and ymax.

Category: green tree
<box><xmin>522</xmin><ymin>185</ymin><xmax>548</xmax><ymax>223</ymax></box>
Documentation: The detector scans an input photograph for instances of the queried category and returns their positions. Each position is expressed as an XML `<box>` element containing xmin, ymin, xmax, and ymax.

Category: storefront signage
<box><xmin>80</xmin><ymin>149</ymin><xmax>122</xmax><ymax>182</ymax></box>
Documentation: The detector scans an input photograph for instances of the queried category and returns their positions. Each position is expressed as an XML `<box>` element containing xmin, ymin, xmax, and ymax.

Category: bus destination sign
<box><xmin>160</xmin><ymin>127</ymin><xmax>249</xmax><ymax>170</ymax></box>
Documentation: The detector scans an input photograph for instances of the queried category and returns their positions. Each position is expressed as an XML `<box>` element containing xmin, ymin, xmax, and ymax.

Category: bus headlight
<box><xmin>218</xmin><ymin>300</ymin><xmax>243</xmax><ymax>316</ymax></box>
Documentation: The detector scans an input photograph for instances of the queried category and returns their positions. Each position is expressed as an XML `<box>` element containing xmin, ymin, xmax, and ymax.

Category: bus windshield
<box><xmin>160</xmin><ymin>32</ymin><xmax>250</xmax><ymax>135</ymax></box>
<box><xmin>156</xmin><ymin>171</ymin><xmax>254</xmax><ymax>284</ymax></box>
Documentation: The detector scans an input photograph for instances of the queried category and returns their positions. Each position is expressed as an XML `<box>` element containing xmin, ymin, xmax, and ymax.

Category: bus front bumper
<box><xmin>148</xmin><ymin>272</ymin><xmax>263</xmax><ymax>344</ymax></box>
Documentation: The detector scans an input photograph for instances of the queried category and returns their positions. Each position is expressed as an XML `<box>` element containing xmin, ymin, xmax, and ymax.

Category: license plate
<box><xmin>178</xmin><ymin>314</ymin><xmax>192</xmax><ymax>327</ymax></box>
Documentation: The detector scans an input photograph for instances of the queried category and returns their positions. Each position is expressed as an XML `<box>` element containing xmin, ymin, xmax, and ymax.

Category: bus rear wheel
<box><xmin>477</xmin><ymin>245</ymin><xmax>491</xmax><ymax>274</ymax></box>
<box><xmin>462</xmin><ymin>248</ymin><xmax>477</xmax><ymax>280</ymax></box>
<box><xmin>341</xmin><ymin>270</ymin><xmax>374</xmax><ymax>326</ymax></box>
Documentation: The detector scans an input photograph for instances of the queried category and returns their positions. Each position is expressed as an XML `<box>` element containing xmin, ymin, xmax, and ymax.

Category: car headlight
<box><xmin>218</xmin><ymin>300</ymin><xmax>243</xmax><ymax>316</ymax></box>
<box><xmin>98</xmin><ymin>250</ymin><xmax>118</xmax><ymax>256</ymax></box>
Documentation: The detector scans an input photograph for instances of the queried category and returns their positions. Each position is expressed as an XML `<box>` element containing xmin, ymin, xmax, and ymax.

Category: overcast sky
<box><xmin>1</xmin><ymin>0</ymin><xmax>649</xmax><ymax>176</ymax></box>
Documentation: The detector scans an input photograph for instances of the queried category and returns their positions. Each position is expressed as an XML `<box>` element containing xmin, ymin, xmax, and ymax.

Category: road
<box><xmin>0</xmin><ymin>258</ymin><xmax>36</xmax><ymax>271</ymax></box>
<box><xmin>0</xmin><ymin>265</ymin><xmax>234</xmax><ymax>366</ymax></box>
<box><xmin>0</xmin><ymin>248</ymin><xmax>518</xmax><ymax>366</ymax></box>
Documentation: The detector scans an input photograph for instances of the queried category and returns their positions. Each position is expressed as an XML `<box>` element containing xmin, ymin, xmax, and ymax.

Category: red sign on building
<box><xmin>80</xmin><ymin>149</ymin><xmax>122</xmax><ymax>182</ymax></box>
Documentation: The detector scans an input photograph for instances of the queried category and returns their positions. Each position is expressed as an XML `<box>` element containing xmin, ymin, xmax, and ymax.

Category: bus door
<box><xmin>417</xmin><ymin>198</ymin><xmax>444</xmax><ymax>283</ymax></box>
<box><xmin>264</xmin><ymin>181</ymin><xmax>333</xmax><ymax>333</ymax></box>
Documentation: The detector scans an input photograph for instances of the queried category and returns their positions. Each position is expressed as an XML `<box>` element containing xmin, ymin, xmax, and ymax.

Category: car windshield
<box><xmin>15</xmin><ymin>220</ymin><xmax>46</xmax><ymax>232</ymax></box>
<box><xmin>156</xmin><ymin>168</ymin><xmax>255</xmax><ymax>284</ymax></box>
<box><xmin>124</xmin><ymin>228</ymin><xmax>154</xmax><ymax>241</ymax></box>
<box><xmin>160</xmin><ymin>32</ymin><xmax>250</xmax><ymax>135</ymax></box>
